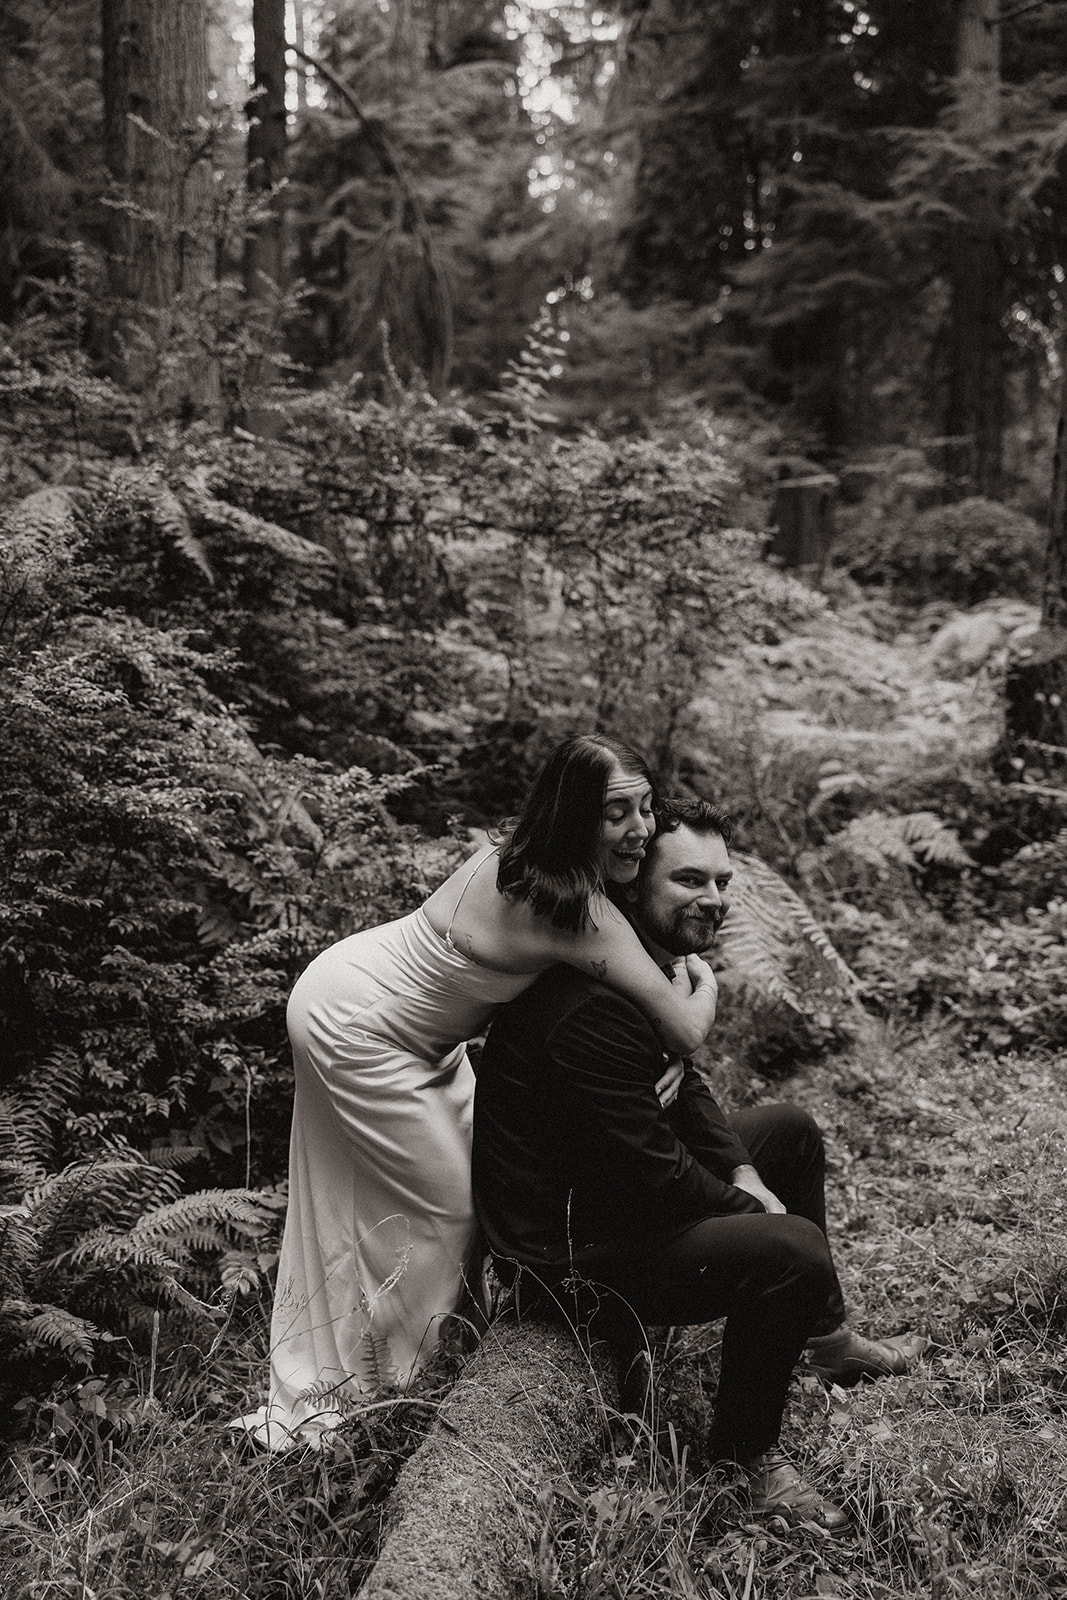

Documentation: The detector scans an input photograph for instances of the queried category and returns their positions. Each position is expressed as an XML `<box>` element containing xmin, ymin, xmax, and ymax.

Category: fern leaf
<box><xmin>185</xmin><ymin>468</ymin><xmax>333</xmax><ymax>571</ymax></box>
<box><xmin>828</xmin><ymin>810</ymin><xmax>971</xmax><ymax>874</ymax></box>
<box><xmin>24</xmin><ymin>1158</ymin><xmax>147</xmax><ymax>1243</ymax></box>
<box><xmin>146</xmin><ymin>1144</ymin><xmax>206</xmax><ymax>1172</ymax></box>
<box><xmin>3</xmin><ymin>1048</ymin><xmax>84</xmax><ymax>1176</ymax></box>
<box><xmin>0</xmin><ymin>1205</ymin><xmax>37</xmax><ymax>1290</ymax></box>
<box><xmin>717</xmin><ymin>852</ymin><xmax>862</xmax><ymax>1010</ymax></box>
<box><xmin>13</xmin><ymin>1303</ymin><xmax>104</xmax><ymax>1366</ymax></box>
<box><xmin>3</xmin><ymin>485</ymin><xmax>84</xmax><ymax>551</ymax></box>
<box><xmin>899</xmin><ymin>811</ymin><xmax>973</xmax><ymax>868</ymax></box>
<box><xmin>128</xmin><ymin>1188</ymin><xmax>272</xmax><ymax>1242</ymax></box>
<box><xmin>107</xmin><ymin>466</ymin><xmax>214</xmax><ymax>583</ymax></box>
<box><xmin>830</xmin><ymin>813</ymin><xmax>917</xmax><ymax>871</ymax></box>
<box><xmin>157</xmin><ymin>1224</ymin><xmax>230</xmax><ymax>1255</ymax></box>
<box><xmin>61</xmin><ymin>1227</ymin><xmax>182</xmax><ymax>1276</ymax></box>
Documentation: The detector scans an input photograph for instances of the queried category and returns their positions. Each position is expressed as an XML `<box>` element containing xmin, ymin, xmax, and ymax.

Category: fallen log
<box><xmin>356</xmin><ymin>1314</ymin><xmax>616</xmax><ymax>1600</ymax></box>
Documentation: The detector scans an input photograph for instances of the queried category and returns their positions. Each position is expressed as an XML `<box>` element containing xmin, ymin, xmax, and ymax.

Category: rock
<box><xmin>925</xmin><ymin>602</ymin><xmax>1038</xmax><ymax>676</ymax></box>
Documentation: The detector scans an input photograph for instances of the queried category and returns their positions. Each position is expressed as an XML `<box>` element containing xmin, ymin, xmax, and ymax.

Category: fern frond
<box><xmin>24</xmin><ymin>1157</ymin><xmax>155</xmax><ymax>1256</ymax></box>
<box><xmin>717</xmin><ymin>851</ymin><xmax>862</xmax><ymax>1011</ymax></box>
<box><xmin>156</xmin><ymin>1225</ymin><xmax>230</xmax><ymax>1255</ymax></box>
<box><xmin>3</xmin><ymin>1048</ymin><xmax>84</xmax><ymax>1176</ymax></box>
<box><xmin>60</xmin><ymin>1227</ymin><xmax>182</xmax><ymax>1276</ymax></box>
<box><xmin>110</xmin><ymin>466</ymin><xmax>214</xmax><ymax>583</ymax></box>
<box><xmin>830</xmin><ymin>813</ymin><xmax>916</xmax><ymax>871</ymax></box>
<box><xmin>145</xmin><ymin>1143</ymin><xmax>207</xmax><ymax>1172</ymax></box>
<box><xmin>828</xmin><ymin>810</ymin><xmax>971</xmax><ymax>874</ymax></box>
<box><xmin>185</xmin><ymin>468</ymin><xmax>334</xmax><ymax>571</ymax></box>
<box><xmin>359</xmin><ymin>1328</ymin><xmax>399</xmax><ymax>1392</ymax></box>
<box><xmin>899</xmin><ymin>811</ymin><xmax>973</xmax><ymax>868</ymax></box>
<box><xmin>2</xmin><ymin>484</ymin><xmax>84</xmax><ymax>550</ymax></box>
<box><xmin>128</xmin><ymin>1188</ymin><xmax>272</xmax><ymax>1242</ymax></box>
<box><xmin>0</xmin><ymin>1205</ymin><xmax>37</xmax><ymax>1290</ymax></box>
<box><xmin>0</xmin><ymin>1102</ymin><xmax>46</xmax><ymax>1193</ymax></box>
<box><xmin>8</xmin><ymin>1302</ymin><xmax>104</xmax><ymax>1366</ymax></box>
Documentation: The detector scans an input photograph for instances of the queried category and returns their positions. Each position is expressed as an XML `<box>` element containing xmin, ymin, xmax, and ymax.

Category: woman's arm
<box><xmin>547</xmin><ymin>899</ymin><xmax>718</xmax><ymax>1055</ymax></box>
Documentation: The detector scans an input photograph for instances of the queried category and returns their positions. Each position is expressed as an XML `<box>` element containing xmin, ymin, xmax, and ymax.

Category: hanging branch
<box><xmin>286</xmin><ymin>40</ymin><xmax>454</xmax><ymax>392</ymax></box>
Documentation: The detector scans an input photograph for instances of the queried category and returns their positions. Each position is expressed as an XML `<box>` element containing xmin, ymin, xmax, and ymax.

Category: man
<box><xmin>472</xmin><ymin>798</ymin><xmax>911</xmax><ymax>1531</ymax></box>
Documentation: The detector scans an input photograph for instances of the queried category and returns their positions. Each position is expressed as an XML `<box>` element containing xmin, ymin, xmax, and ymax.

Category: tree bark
<box><xmin>943</xmin><ymin>0</ymin><xmax>1004</xmax><ymax>498</ymax></box>
<box><xmin>1001</xmin><ymin>332</ymin><xmax>1067</xmax><ymax>769</ymax></box>
<box><xmin>357</xmin><ymin>1315</ymin><xmax>616</xmax><ymax>1600</ymax></box>
<box><xmin>1042</xmin><ymin>330</ymin><xmax>1067</xmax><ymax>632</ymax></box>
<box><xmin>244</xmin><ymin>0</ymin><xmax>288</xmax><ymax>298</ymax></box>
<box><xmin>101</xmin><ymin>0</ymin><xmax>218</xmax><ymax>414</ymax></box>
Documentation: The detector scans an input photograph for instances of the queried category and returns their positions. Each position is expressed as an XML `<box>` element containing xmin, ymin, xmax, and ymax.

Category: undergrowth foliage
<box><xmin>3</xmin><ymin>363</ymin><xmax>1067</xmax><ymax>1596</ymax></box>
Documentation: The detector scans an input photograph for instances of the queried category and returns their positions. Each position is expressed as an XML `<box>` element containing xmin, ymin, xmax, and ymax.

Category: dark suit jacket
<box><xmin>472</xmin><ymin>965</ymin><xmax>764</xmax><ymax>1276</ymax></box>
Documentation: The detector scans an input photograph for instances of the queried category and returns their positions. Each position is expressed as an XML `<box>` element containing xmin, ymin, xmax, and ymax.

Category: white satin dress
<box><xmin>238</xmin><ymin>856</ymin><xmax>532</xmax><ymax>1449</ymax></box>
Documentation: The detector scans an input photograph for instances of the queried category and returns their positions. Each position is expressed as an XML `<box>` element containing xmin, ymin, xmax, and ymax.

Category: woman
<box><xmin>238</xmin><ymin>735</ymin><xmax>717</xmax><ymax>1448</ymax></box>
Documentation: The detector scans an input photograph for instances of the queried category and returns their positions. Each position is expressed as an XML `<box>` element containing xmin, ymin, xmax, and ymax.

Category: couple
<box><xmin>241</xmin><ymin>736</ymin><xmax>911</xmax><ymax>1527</ymax></box>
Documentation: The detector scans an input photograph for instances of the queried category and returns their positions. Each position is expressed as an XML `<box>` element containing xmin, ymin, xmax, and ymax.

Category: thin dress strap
<box><xmin>445</xmin><ymin>847</ymin><xmax>499</xmax><ymax>949</ymax></box>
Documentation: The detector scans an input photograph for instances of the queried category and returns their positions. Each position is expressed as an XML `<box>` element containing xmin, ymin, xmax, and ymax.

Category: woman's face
<box><xmin>597</xmin><ymin>760</ymin><xmax>656</xmax><ymax>883</ymax></box>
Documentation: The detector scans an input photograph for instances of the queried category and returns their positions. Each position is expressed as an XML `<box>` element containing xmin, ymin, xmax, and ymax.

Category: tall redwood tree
<box><xmin>942</xmin><ymin>0</ymin><xmax>1005</xmax><ymax>497</ymax></box>
<box><xmin>101</xmin><ymin>0</ymin><xmax>218</xmax><ymax>411</ymax></box>
<box><xmin>244</xmin><ymin>0</ymin><xmax>288</xmax><ymax>299</ymax></box>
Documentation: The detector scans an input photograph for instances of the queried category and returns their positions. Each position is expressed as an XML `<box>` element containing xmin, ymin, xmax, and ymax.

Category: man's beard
<box><xmin>639</xmin><ymin>901</ymin><xmax>724</xmax><ymax>957</ymax></box>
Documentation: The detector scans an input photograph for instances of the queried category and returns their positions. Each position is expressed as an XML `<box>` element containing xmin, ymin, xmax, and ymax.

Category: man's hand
<box><xmin>731</xmin><ymin>1164</ymin><xmax>786</xmax><ymax>1214</ymax></box>
<box><xmin>655</xmin><ymin>1056</ymin><xmax>684</xmax><ymax>1108</ymax></box>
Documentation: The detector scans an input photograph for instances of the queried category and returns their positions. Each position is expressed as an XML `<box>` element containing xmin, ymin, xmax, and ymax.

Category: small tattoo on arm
<box><xmin>592</xmin><ymin>960</ymin><xmax>607</xmax><ymax>979</ymax></box>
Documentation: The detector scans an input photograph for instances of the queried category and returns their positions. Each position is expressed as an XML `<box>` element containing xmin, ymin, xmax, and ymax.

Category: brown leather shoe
<box><xmin>805</xmin><ymin>1326</ymin><xmax>911</xmax><ymax>1387</ymax></box>
<box><xmin>741</xmin><ymin>1450</ymin><xmax>849</xmax><ymax>1532</ymax></box>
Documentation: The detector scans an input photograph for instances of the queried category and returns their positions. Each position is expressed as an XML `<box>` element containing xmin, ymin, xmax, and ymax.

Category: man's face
<box><xmin>632</xmin><ymin>825</ymin><xmax>733</xmax><ymax>958</ymax></box>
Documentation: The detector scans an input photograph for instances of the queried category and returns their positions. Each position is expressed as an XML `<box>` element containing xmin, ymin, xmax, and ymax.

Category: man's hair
<box><xmin>645</xmin><ymin>797</ymin><xmax>734</xmax><ymax>862</ymax></box>
<box><xmin>496</xmin><ymin>734</ymin><xmax>661</xmax><ymax>931</ymax></box>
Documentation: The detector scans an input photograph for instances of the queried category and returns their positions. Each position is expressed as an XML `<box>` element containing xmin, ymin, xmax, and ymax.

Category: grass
<box><xmin>4</xmin><ymin>1025</ymin><xmax>1064</xmax><ymax>1598</ymax></box>
<box><xmin>0</xmin><ymin>1313</ymin><xmax>462</xmax><ymax>1599</ymax></box>
<box><xmin>528</xmin><ymin>1027</ymin><xmax>1067</xmax><ymax>1599</ymax></box>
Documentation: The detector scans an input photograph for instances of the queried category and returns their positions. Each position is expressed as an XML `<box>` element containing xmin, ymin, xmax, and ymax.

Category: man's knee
<box><xmin>737</xmin><ymin>1102</ymin><xmax>825</xmax><ymax>1171</ymax></box>
<box><xmin>763</xmin><ymin>1214</ymin><xmax>835</xmax><ymax>1298</ymax></box>
<box><xmin>769</xmin><ymin>1102</ymin><xmax>824</xmax><ymax>1151</ymax></box>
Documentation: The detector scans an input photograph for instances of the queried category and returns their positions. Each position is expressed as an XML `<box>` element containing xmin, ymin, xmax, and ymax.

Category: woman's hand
<box><xmin>655</xmin><ymin>1055</ymin><xmax>684</xmax><ymax>1108</ymax></box>
<box><xmin>668</xmin><ymin>956</ymin><xmax>694</xmax><ymax>995</ymax></box>
<box><xmin>685</xmin><ymin>953</ymin><xmax>718</xmax><ymax>994</ymax></box>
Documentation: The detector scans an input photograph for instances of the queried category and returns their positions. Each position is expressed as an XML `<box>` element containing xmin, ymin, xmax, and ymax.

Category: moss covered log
<box><xmin>356</xmin><ymin>1315</ymin><xmax>616</xmax><ymax>1599</ymax></box>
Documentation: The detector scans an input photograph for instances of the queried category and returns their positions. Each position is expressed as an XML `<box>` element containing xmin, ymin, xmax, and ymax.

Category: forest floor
<box><xmin>4</xmin><ymin>590</ymin><xmax>1066</xmax><ymax>1600</ymax></box>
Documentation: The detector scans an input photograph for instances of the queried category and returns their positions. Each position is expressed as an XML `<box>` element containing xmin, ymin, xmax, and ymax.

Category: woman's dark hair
<box><xmin>496</xmin><ymin>734</ymin><xmax>659</xmax><ymax>931</ymax></box>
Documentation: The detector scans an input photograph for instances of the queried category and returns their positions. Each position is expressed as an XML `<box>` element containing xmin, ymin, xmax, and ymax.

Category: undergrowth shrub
<box><xmin>0</xmin><ymin>478</ymin><xmax>441</xmax><ymax>1187</ymax></box>
<box><xmin>0</xmin><ymin>1118</ymin><xmax>273</xmax><ymax>1412</ymax></box>
<box><xmin>840</xmin><ymin>494</ymin><xmax>1043</xmax><ymax>606</ymax></box>
<box><xmin>826</xmin><ymin>896</ymin><xmax>1067</xmax><ymax>1055</ymax></box>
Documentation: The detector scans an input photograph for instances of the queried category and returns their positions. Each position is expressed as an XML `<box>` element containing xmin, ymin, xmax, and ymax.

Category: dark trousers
<box><xmin>512</xmin><ymin>1104</ymin><xmax>846</xmax><ymax>1459</ymax></box>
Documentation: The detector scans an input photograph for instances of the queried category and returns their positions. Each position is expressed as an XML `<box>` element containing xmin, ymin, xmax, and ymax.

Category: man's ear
<box><xmin>622</xmin><ymin>884</ymin><xmax>639</xmax><ymax>906</ymax></box>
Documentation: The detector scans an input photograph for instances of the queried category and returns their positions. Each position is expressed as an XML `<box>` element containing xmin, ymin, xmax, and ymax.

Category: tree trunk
<box><xmin>292</xmin><ymin>0</ymin><xmax>308</xmax><ymax>118</ymax></box>
<box><xmin>357</xmin><ymin>1314</ymin><xmax>616</xmax><ymax>1600</ymax></box>
<box><xmin>101</xmin><ymin>0</ymin><xmax>218</xmax><ymax>414</ymax></box>
<box><xmin>770</xmin><ymin>471</ymin><xmax>838</xmax><ymax>579</ymax></box>
<box><xmin>1001</xmin><ymin>331</ymin><xmax>1067</xmax><ymax>770</ymax></box>
<box><xmin>943</xmin><ymin>0</ymin><xmax>1004</xmax><ymax>498</ymax></box>
<box><xmin>1042</xmin><ymin>330</ymin><xmax>1067</xmax><ymax>632</ymax></box>
<box><xmin>244</xmin><ymin>0</ymin><xmax>288</xmax><ymax>298</ymax></box>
